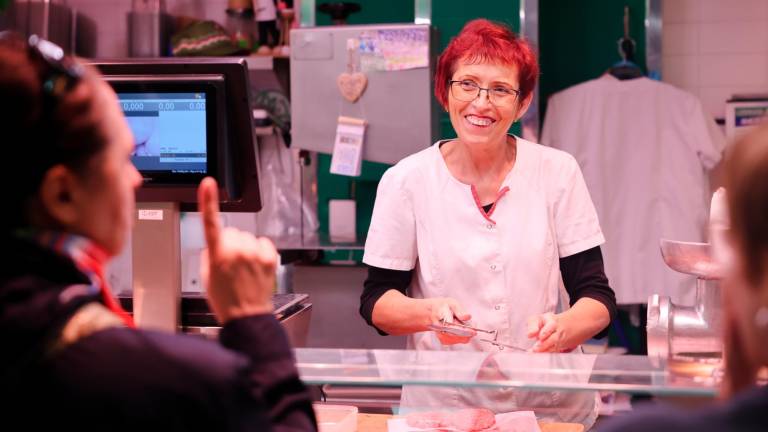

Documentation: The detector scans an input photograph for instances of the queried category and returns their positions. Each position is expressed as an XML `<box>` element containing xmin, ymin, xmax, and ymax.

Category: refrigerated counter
<box><xmin>296</xmin><ymin>348</ymin><xmax>718</xmax><ymax>429</ymax></box>
<box><xmin>295</xmin><ymin>348</ymin><xmax>718</xmax><ymax>395</ymax></box>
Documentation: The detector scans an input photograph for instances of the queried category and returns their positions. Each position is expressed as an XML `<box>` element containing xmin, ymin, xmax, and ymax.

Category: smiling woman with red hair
<box><xmin>433</xmin><ymin>19</ymin><xmax>539</xmax><ymax>109</ymax></box>
<box><xmin>359</xmin><ymin>19</ymin><xmax>616</xmax><ymax>428</ymax></box>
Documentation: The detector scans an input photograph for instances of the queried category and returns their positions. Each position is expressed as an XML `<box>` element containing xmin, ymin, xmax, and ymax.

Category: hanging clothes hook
<box><xmin>623</xmin><ymin>5</ymin><xmax>630</xmax><ymax>40</ymax></box>
<box><xmin>609</xmin><ymin>5</ymin><xmax>643</xmax><ymax>79</ymax></box>
<box><xmin>617</xmin><ymin>5</ymin><xmax>636</xmax><ymax>62</ymax></box>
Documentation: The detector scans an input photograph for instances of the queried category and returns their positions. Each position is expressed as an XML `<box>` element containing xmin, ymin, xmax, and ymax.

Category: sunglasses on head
<box><xmin>0</xmin><ymin>31</ymin><xmax>84</xmax><ymax>98</ymax></box>
<box><xmin>27</xmin><ymin>34</ymin><xmax>84</xmax><ymax>98</ymax></box>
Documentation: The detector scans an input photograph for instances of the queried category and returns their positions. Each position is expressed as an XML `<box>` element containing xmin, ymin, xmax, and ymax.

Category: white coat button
<box><xmin>494</xmin><ymin>305</ymin><xmax>501</xmax><ymax>310</ymax></box>
<box><xmin>490</xmin><ymin>264</ymin><xmax>497</xmax><ymax>270</ymax></box>
<box><xmin>486</xmin><ymin>223</ymin><xmax>494</xmax><ymax>230</ymax></box>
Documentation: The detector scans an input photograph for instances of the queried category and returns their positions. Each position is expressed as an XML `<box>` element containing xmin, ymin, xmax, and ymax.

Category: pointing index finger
<box><xmin>198</xmin><ymin>177</ymin><xmax>221</xmax><ymax>253</ymax></box>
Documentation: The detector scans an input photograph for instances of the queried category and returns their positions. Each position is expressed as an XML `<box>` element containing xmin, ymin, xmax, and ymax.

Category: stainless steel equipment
<box><xmin>181</xmin><ymin>293</ymin><xmax>312</xmax><ymax>347</ymax></box>
<box><xmin>647</xmin><ymin>239</ymin><xmax>723</xmax><ymax>365</ymax></box>
<box><xmin>119</xmin><ymin>293</ymin><xmax>313</xmax><ymax>347</ymax></box>
<box><xmin>128</xmin><ymin>0</ymin><xmax>168</xmax><ymax>57</ymax></box>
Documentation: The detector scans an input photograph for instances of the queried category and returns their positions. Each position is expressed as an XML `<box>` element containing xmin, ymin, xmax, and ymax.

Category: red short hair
<box><xmin>434</xmin><ymin>19</ymin><xmax>539</xmax><ymax>109</ymax></box>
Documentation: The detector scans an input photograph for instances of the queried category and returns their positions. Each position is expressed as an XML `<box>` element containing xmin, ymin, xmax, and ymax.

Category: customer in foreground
<box><xmin>0</xmin><ymin>32</ymin><xmax>316</xmax><ymax>431</ymax></box>
<box><xmin>599</xmin><ymin>125</ymin><xmax>768</xmax><ymax>432</ymax></box>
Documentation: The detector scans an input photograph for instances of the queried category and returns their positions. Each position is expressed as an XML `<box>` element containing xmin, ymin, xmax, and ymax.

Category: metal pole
<box><xmin>414</xmin><ymin>0</ymin><xmax>431</xmax><ymax>25</ymax></box>
<box><xmin>645</xmin><ymin>0</ymin><xmax>663</xmax><ymax>80</ymax></box>
<box><xmin>300</xmin><ymin>0</ymin><xmax>315</xmax><ymax>27</ymax></box>
<box><xmin>132</xmin><ymin>202</ymin><xmax>181</xmax><ymax>333</ymax></box>
<box><xmin>519</xmin><ymin>0</ymin><xmax>539</xmax><ymax>141</ymax></box>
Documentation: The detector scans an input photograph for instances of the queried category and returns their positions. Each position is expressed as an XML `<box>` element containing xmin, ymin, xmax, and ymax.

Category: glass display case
<box><xmin>296</xmin><ymin>348</ymin><xmax>717</xmax><ymax>395</ymax></box>
<box><xmin>295</xmin><ymin>348</ymin><xmax>719</xmax><ymax>430</ymax></box>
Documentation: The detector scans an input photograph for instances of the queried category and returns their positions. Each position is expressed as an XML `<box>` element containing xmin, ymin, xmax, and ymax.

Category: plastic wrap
<box><xmin>255</xmin><ymin>131</ymin><xmax>319</xmax><ymax>241</ymax></box>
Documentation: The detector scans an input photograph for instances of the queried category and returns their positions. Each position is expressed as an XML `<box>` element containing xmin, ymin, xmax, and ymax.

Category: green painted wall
<box><xmin>315</xmin><ymin>0</ymin><xmax>415</xmax><ymax>26</ymax></box>
<box><xmin>538</xmin><ymin>0</ymin><xmax>647</xmax><ymax>121</ymax></box>
<box><xmin>315</xmin><ymin>154</ymin><xmax>388</xmax><ymax>263</ymax></box>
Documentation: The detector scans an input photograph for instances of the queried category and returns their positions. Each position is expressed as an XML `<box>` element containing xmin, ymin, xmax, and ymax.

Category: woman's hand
<box><xmin>198</xmin><ymin>177</ymin><xmax>277</xmax><ymax>324</ymax></box>
<box><xmin>424</xmin><ymin>297</ymin><xmax>475</xmax><ymax>345</ymax></box>
<box><xmin>527</xmin><ymin>299</ymin><xmax>610</xmax><ymax>353</ymax></box>
<box><xmin>526</xmin><ymin>312</ymin><xmax>573</xmax><ymax>353</ymax></box>
<box><xmin>371</xmin><ymin>291</ymin><xmax>475</xmax><ymax>343</ymax></box>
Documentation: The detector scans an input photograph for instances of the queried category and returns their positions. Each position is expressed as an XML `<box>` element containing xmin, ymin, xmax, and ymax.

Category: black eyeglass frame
<box><xmin>448</xmin><ymin>79</ymin><xmax>521</xmax><ymax>105</ymax></box>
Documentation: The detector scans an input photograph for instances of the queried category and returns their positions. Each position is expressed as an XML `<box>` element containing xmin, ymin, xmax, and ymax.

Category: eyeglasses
<box><xmin>449</xmin><ymin>79</ymin><xmax>520</xmax><ymax>106</ymax></box>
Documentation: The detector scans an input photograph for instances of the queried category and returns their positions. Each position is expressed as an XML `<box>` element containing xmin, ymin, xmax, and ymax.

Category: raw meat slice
<box><xmin>448</xmin><ymin>408</ymin><xmax>497</xmax><ymax>431</ymax></box>
<box><xmin>405</xmin><ymin>408</ymin><xmax>497</xmax><ymax>431</ymax></box>
<box><xmin>406</xmin><ymin>411</ymin><xmax>448</xmax><ymax>429</ymax></box>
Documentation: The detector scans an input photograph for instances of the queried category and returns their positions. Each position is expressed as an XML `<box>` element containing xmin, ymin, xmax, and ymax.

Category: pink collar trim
<box><xmin>470</xmin><ymin>185</ymin><xmax>510</xmax><ymax>224</ymax></box>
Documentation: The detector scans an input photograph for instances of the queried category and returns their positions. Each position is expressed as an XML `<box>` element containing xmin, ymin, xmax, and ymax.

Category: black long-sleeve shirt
<box><xmin>360</xmin><ymin>244</ymin><xmax>616</xmax><ymax>339</ymax></box>
<box><xmin>1</xmin><ymin>235</ymin><xmax>317</xmax><ymax>431</ymax></box>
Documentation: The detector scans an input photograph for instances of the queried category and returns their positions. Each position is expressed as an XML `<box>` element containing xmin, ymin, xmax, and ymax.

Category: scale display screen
<box><xmin>118</xmin><ymin>92</ymin><xmax>209</xmax><ymax>179</ymax></box>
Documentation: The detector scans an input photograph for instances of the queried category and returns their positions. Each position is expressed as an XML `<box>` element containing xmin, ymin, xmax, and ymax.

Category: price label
<box><xmin>329</xmin><ymin>116</ymin><xmax>366</xmax><ymax>177</ymax></box>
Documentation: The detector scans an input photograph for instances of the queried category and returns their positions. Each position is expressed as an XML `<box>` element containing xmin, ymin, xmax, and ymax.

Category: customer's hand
<box><xmin>424</xmin><ymin>297</ymin><xmax>474</xmax><ymax>345</ymax></box>
<box><xmin>526</xmin><ymin>312</ymin><xmax>574</xmax><ymax>353</ymax></box>
<box><xmin>198</xmin><ymin>177</ymin><xmax>276</xmax><ymax>323</ymax></box>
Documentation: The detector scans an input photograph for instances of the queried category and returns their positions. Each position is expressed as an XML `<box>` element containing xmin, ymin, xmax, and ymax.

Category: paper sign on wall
<box><xmin>329</xmin><ymin>116</ymin><xmax>366</xmax><ymax>177</ymax></box>
<box><xmin>359</xmin><ymin>28</ymin><xmax>429</xmax><ymax>73</ymax></box>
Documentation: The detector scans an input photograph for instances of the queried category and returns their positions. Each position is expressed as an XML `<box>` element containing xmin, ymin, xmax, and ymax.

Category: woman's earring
<box><xmin>754</xmin><ymin>306</ymin><xmax>768</xmax><ymax>329</ymax></box>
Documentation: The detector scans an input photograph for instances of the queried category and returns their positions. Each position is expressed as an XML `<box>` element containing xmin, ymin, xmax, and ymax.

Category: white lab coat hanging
<box><xmin>542</xmin><ymin>74</ymin><xmax>726</xmax><ymax>305</ymax></box>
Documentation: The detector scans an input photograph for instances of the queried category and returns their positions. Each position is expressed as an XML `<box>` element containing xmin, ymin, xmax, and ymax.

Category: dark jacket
<box><xmin>0</xmin><ymin>235</ymin><xmax>317</xmax><ymax>431</ymax></box>
<box><xmin>598</xmin><ymin>385</ymin><xmax>768</xmax><ymax>432</ymax></box>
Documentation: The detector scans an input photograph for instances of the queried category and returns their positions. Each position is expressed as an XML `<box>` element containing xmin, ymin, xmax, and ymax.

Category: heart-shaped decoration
<box><xmin>337</xmin><ymin>72</ymin><xmax>368</xmax><ymax>103</ymax></box>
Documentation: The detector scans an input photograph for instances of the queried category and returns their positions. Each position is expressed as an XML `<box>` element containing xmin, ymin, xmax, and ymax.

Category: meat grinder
<box><xmin>646</xmin><ymin>239</ymin><xmax>723</xmax><ymax>362</ymax></box>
